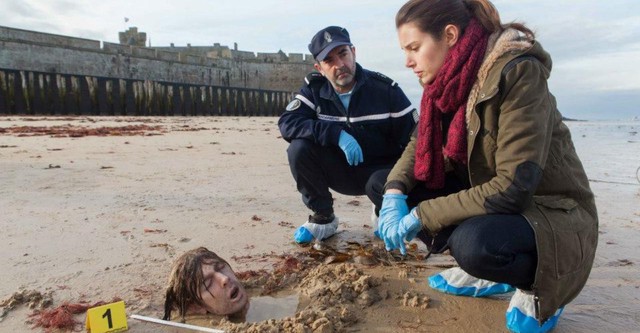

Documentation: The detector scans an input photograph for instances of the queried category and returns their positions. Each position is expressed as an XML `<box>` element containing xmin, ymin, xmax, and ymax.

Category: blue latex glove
<box><xmin>378</xmin><ymin>193</ymin><xmax>409</xmax><ymax>254</ymax></box>
<box><xmin>338</xmin><ymin>131</ymin><xmax>363</xmax><ymax>166</ymax></box>
<box><xmin>378</xmin><ymin>194</ymin><xmax>409</xmax><ymax>236</ymax></box>
<box><xmin>380</xmin><ymin>221</ymin><xmax>406</xmax><ymax>255</ymax></box>
<box><xmin>398</xmin><ymin>208</ymin><xmax>422</xmax><ymax>243</ymax></box>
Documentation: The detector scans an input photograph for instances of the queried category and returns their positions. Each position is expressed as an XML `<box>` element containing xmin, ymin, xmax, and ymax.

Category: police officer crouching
<box><xmin>278</xmin><ymin>26</ymin><xmax>417</xmax><ymax>244</ymax></box>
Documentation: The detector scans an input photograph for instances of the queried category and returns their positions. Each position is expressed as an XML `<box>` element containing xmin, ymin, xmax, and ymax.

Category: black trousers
<box><xmin>365</xmin><ymin>169</ymin><xmax>537</xmax><ymax>290</ymax></box>
<box><xmin>287</xmin><ymin>139</ymin><xmax>393</xmax><ymax>217</ymax></box>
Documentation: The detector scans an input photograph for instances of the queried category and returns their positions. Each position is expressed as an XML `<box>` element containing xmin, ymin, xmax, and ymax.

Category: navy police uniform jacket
<box><xmin>278</xmin><ymin>63</ymin><xmax>417</xmax><ymax>166</ymax></box>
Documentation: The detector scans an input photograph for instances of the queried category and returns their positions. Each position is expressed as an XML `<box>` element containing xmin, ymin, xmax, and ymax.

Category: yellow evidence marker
<box><xmin>85</xmin><ymin>300</ymin><xmax>128</xmax><ymax>333</ymax></box>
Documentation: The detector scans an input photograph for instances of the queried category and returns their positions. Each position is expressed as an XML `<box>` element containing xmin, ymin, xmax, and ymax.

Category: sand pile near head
<box><xmin>220</xmin><ymin>263</ymin><xmax>382</xmax><ymax>333</ymax></box>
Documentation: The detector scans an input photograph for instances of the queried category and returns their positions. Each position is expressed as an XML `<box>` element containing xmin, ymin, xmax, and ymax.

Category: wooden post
<box><xmin>231</xmin><ymin>89</ymin><xmax>238</xmax><ymax>116</ymax></box>
<box><xmin>63</xmin><ymin>76</ymin><xmax>77</xmax><ymax>115</ymax></box>
<box><xmin>194</xmin><ymin>86</ymin><xmax>203</xmax><ymax>116</ymax></box>
<box><xmin>125</xmin><ymin>80</ymin><xmax>135</xmax><ymax>116</ymax></box>
<box><xmin>13</xmin><ymin>71</ymin><xmax>27</xmax><ymax>114</ymax></box>
<box><xmin>112</xmin><ymin>79</ymin><xmax>122</xmax><ymax>115</ymax></box>
<box><xmin>97</xmin><ymin>77</ymin><xmax>109</xmax><ymax>116</ymax></box>
<box><xmin>160</xmin><ymin>84</ymin><xmax>169</xmax><ymax>116</ymax></box>
<box><xmin>0</xmin><ymin>70</ymin><xmax>7</xmax><ymax>114</ymax></box>
<box><xmin>31</xmin><ymin>72</ymin><xmax>44</xmax><ymax>115</ymax></box>
<box><xmin>172</xmin><ymin>85</ymin><xmax>181</xmax><ymax>116</ymax></box>
<box><xmin>79</xmin><ymin>76</ymin><xmax>92</xmax><ymax>115</ymax></box>
<box><xmin>212</xmin><ymin>87</ymin><xmax>220</xmax><ymax>115</ymax></box>
<box><xmin>221</xmin><ymin>87</ymin><xmax>228</xmax><ymax>116</ymax></box>
<box><xmin>50</xmin><ymin>75</ymin><xmax>63</xmax><ymax>115</ymax></box>
<box><xmin>204</xmin><ymin>87</ymin><xmax>213</xmax><ymax>116</ymax></box>
<box><xmin>183</xmin><ymin>85</ymin><xmax>193</xmax><ymax>116</ymax></box>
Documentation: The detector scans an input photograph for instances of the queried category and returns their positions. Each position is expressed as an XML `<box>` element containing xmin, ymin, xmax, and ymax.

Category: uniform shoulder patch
<box><xmin>305</xmin><ymin>72</ymin><xmax>325</xmax><ymax>86</ymax></box>
<box><xmin>370</xmin><ymin>71</ymin><xmax>397</xmax><ymax>87</ymax></box>
<box><xmin>285</xmin><ymin>99</ymin><xmax>302</xmax><ymax>111</ymax></box>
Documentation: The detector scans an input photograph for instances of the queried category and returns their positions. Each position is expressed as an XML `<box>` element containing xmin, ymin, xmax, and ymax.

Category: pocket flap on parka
<box><xmin>534</xmin><ymin>195</ymin><xmax>578</xmax><ymax>211</ymax></box>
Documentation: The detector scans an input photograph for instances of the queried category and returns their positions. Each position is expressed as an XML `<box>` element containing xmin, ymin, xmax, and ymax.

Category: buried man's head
<box><xmin>163</xmin><ymin>247</ymin><xmax>249</xmax><ymax>321</ymax></box>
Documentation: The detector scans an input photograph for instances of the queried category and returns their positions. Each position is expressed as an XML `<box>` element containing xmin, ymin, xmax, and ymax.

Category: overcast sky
<box><xmin>1</xmin><ymin>0</ymin><xmax>639</xmax><ymax>120</ymax></box>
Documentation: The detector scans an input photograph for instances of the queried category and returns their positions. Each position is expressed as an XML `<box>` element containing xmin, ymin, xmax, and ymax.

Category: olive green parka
<box><xmin>386</xmin><ymin>29</ymin><xmax>598</xmax><ymax>322</ymax></box>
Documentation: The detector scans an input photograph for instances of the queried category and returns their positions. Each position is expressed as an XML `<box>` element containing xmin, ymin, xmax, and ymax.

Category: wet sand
<box><xmin>0</xmin><ymin>117</ymin><xmax>638</xmax><ymax>332</ymax></box>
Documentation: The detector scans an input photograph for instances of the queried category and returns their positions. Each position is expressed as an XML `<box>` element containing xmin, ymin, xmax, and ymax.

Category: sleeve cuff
<box><xmin>384</xmin><ymin>180</ymin><xmax>407</xmax><ymax>194</ymax></box>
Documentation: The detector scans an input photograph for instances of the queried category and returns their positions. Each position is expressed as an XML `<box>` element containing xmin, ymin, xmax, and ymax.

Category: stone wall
<box><xmin>0</xmin><ymin>25</ymin><xmax>314</xmax><ymax>92</ymax></box>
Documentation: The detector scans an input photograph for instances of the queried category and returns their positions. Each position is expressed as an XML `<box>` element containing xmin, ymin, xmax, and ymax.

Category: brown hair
<box><xmin>396</xmin><ymin>0</ymin><xmax>534</xmax><ymax>40</ymax></box>
<box><xmin>163</xmin><ymin>247</ymin><xmax>230</xmax><ymax>321</ymax></box>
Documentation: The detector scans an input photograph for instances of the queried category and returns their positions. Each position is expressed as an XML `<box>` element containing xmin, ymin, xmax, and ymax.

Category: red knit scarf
<box><xmin>414</xmin><ymin>19</ymin><xmax>489</xmax><ymax>189</ymax></box>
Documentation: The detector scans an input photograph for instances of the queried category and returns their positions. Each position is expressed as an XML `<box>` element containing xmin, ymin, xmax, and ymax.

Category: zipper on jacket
<box><xmin>332</xmin><ymin>95</ymin><xmax>351</xmax><ymax>128</ymax></box>
<box><xmin>345</xmin><ymin>98</ymin><xmax>352</xmax><ymax>128</ymax></box>
<box><xmin>522</xmin><ymin>214</ymin><xmax>542</xmax><ymax>321</ymax></box>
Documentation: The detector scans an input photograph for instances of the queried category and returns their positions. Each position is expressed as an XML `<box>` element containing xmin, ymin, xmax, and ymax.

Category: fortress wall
<box><xmin>132</xmin><ymin>47</ymin><xmax>157</xmax><ymax>58</ymax></box>
<box><xmin>0</xmin><ymin>26</ymin><xmax>313</xmax><ymax>92</ymax></box>
<box><xmin>1</xmin><ymin>40</ymin><xmax>311</xmax><ymax>91</ymax></box>
<box><xmin>234</xmin><ymin>50</ymin><xmax>258</xmax><ymax>60</ymax></box>
<box><xmin>155</xmin><ymin>46</ymin><xmax>211</xmax><ymax>56</ymax></box>
<box><xmin>0</xmin><ymin>40</ymin><xmax>221</xmax><ymax>84</ymax></box>
<box><xmin>256</xmin><ymin>52</ymin><xmax>285</xmax><ymax>62</ymax></box>
<box><xmin>103</xmin><ymin>42</ymin><xmax>132</xmax><ymax>55</ymax></box>
<box><xmin>0</xmin><ymin>26</ymin><xmax>100</xmax><ymax>50</ymax></box>
<box><xmin>157</xmin><ymin>50</ymin><xmax>180</xmax><ymax>62</ymax></box>
<box><xmin>184</xmin><ymin>54</ymin><xmax>204</xmax><ymax>65</ymax></box>
<box><xmin>217</xmin><ymin>59</ymin><xmax>311</xmax><ymax>91</ymax></box>
<box><xmin>289</xmin><ymin>53</ymin><xmax>304</xmax><ymax>62</ymax></box>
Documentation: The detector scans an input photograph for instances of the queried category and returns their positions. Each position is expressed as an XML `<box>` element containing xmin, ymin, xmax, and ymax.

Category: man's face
<box><xmin>314</xmin><ymin>45</ymin><xmax>357</xmax><ymax>94</ymax></box>
<box><xmin>198</xmin><ymin>261</ymin><xmax>248</xmax><ymax>315</ymax></box>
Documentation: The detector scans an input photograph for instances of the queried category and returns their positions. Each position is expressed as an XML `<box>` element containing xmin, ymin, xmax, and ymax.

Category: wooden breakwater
<box><xmin>0</xmin><ymin>69</ymin><xmax>293</xmax><ymax>116</ymax></box>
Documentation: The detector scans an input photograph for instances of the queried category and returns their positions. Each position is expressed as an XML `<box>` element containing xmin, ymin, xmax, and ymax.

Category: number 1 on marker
<box><xmin>102</xmin><ymin>308</ymin><xmax>113</xmax><ymax>329</ymax></box>
<box><xmin>86</xmin><ymin>301</ymin><xmax>128</xmax><ymax>333</ymax></box>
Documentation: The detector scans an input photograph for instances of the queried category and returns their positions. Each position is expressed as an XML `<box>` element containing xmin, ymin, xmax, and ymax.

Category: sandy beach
<box><xmin>0</xmin><ymin>116</ymin><xmax>638</xmax><ymax>332</ymax></box>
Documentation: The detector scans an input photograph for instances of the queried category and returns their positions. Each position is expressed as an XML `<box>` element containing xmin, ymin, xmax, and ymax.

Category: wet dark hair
<box><xmin>163</xmin><ymin>247</ymin><xmax>230</xmax><ymax>321</ymax></box>
<box><xmin>396</xmin><ymin>0</ymin><xmax>534</xmax><ymax>40</ymax></box>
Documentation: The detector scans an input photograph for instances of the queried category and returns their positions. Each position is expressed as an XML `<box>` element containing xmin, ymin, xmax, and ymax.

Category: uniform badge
<box><xmin>324</xmin><ymin>31</ymin><xmax>332</xmax><ymax>43</ymax></box>
<box><xmin>286</xmin><ymin>99</ymin><xmax>302</xmax><ymax>111</ymax></box>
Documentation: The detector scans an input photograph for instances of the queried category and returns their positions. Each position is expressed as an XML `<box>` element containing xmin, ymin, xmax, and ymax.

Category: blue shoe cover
<box><xmin>294</xmin><ymin>226</ymin><xmax>314</xmax><ymax>244</ymax></box>
<box><xmin>428</xmin><ymin>267</ymin><xmax>514</xmax><ymax>297</ymax></box>
<box><xmin>293</xmin><ymin>218</ymin><xmax>338</xmax><ymax>244</ymax></box>
<box><xmin>506</xmin><ymin>289</ymin><xmax>563</xmax><ymax>333</ymax></box>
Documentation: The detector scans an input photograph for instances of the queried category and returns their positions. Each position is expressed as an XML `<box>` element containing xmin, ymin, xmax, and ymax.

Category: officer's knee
<box><xmin>365</xmin><ymin>169</ymin><xmax>390</xmax><ymax>198</ymax></box>
<box><xmin>287</xmin><ymin>139</ymin><xmax>316</xmax><ymax>165</ymax></box>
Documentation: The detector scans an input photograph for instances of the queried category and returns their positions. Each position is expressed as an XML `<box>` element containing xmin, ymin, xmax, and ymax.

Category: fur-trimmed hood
<box><xmin>466</xmin><ymin>29</ymin><xmax>553</xmax><ymax>125</ymax></box>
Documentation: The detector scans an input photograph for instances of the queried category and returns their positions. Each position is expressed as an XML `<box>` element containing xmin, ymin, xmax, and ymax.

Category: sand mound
<box><xmin>220</xmin><ymin>263</ymin><xmax>381</xmax><ymax>333</ymax></box>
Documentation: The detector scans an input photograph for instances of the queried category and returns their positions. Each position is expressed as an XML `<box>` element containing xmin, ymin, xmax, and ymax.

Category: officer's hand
<box><xmin>338</xmin><ymin>131</ymin><xmax>364</xmax><ymax>166</ymax></box>
<box><xmin>398</xmin><ymin>208</ymin><xmax>422</xmax><ymax>244</ymax></box>
<box><xmin>378</xmin><ymin>193</ymin><xmax>409</xmax><ymax>253</ymax></box>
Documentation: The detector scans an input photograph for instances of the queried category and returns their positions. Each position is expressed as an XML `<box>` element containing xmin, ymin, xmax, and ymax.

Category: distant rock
<box><xmin>562</xmin><ymin>116</ymin><xmax>585</xmax><ymax>122</ymax></box>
